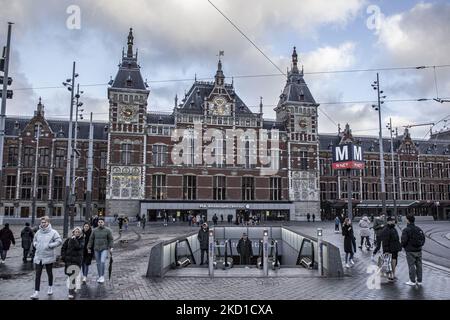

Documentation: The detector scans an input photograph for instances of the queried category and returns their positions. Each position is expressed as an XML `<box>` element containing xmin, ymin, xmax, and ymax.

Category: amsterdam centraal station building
<box><xmin>1</xmin><ymin>30</ymin><xmax>450</xmax><ymax>222</ymax></box>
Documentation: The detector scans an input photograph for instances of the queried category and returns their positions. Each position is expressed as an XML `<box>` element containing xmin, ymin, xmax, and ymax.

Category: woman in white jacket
<box><xmin>358</xmin><ymin>216</ymin><xmax>372</xmax><ymax>250</ymax></box>
<box><xmin>30</xmin><ymin>216</ymin><xmax>62</xmax><ymax>300</ymax></box>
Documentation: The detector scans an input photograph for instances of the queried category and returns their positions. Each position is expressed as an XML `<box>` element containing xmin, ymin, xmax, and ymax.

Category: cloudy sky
<box><xmin>1</xmin><ymin>0</ymin><xmax>449</xmax><ymax>138</ymax></box>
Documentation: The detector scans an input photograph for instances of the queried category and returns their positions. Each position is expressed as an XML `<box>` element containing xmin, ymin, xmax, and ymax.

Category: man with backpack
<box><xmin>401</xmin><ymin>214</ymin><xmax>425</xmax><ymax>286</ymax></box>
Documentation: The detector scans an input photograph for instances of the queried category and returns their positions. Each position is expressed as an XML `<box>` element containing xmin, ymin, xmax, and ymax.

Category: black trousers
<box><xmin>35</xmin><ymin>262</ymin><xmax>53</xmax><ymax>291</ymax></box>
<box><xmin>200</xmin><ymin>249</ymin><xmax>208</xmax><ymax>264</ymax></box>
<box><xmin>23</xmin><ymin>248</ymin><xmax>30</xmax><ymax>260</ymax></box>
<box><xmin>373</xmin><ymin>234</ymin><xmax>382</xmax><ymax>255</ymax></box>
<box><xmin>240</xmin><ymin>254</ymin><xmax>250</xmax><ymax>265</ymax></box>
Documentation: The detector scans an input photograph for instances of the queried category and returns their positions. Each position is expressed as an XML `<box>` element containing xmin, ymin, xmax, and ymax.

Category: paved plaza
<box><xmin>1</xmin><ymin>221</ymin><xmax>450</xmax><ymax>300</ymax></box>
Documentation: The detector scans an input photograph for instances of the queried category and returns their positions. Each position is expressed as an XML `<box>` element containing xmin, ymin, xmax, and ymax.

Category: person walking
<box><xmin>87</xmin><ymin>218</ymin><xmax>113</xmax><ymax>283</ymax></box>
<box><xmin>312</xmin><ymin>214</ymin><xmax>316</xmax><ymax>222</ymax></box>
<box><xmin>0</xmin><ymin>223</ymin><xmax>15</xmax><ymax>264</ymax></box>
<box><xmin>81</xmin><ymin>223</ymin><xmax>93</xmax><ymax>283</ymax></box>
<box><xmin>20</xmin><ymin>222</ymin><xmax>34</xmax><ymax>262</ymax></box>
<box><xmin>358</xmin><ymin>216</ymin><xmax>372</xmax><ymax>250</ymax></box>
<box><xmin>141</xmin><ymin>214</ymin><xmax>146</xmax><ymax>230</ymax></box>
<box><xmin>91</xmin><ymin>215</ymin><xmax>99</xmax><ymax>229</ymax></box>
<box><xmin>372</xmin><ymin>214</ymin><xmax>386</xmax><ymax>261</ymax></box>
<box><xmin>61</xmin><ymin>227</ymin><xmax>84</xmax><ymax>299</ymax></box>
<box><xmin>30</xmin><ymin>216</ymin><xmax>62</xmax><ymax>300</ymax></box>
<box><xmin>124</xmin><ymin>216</ymin><xmax>129</xmax><ymax>231</ymax></box>
<box><xmin>306</xmin><ymin>213</ymin><xmax>311</xmax><ymax>222</ymax></box>
<box><xmin>212</xmin><ymin>214</ymin><xmax>218</xmax><ymax>226</ymax></box>
<box><xmin>342</xmin><ymin>218</ymin><xmax>355</xmax><ymax>268</ymax></box>
<box><xmin>334</xmin><ymin>216</ymin><xmax>340</xmax><ymax>233</ymax></box>
<box><xmin>381</xmin><ymin>216</ymin><xmax>402</xmax><ymax>281</ymax></box>
<box><xmin>117</xmin><ymin>216</ymin><xmax>124</xmax><ymax>233</ymax></box>
<box><xmin>401</xmin><ymin>214</ymin><xmax>425</xmax><ymax>286</ymax></box>
<box><xmin>197</xmin><ymin>223</ymin><xmax>209</xmax><ymax>265</ymax></box>
<box><xmin>237</xmin><ymin>233</ymin><xmax>253</xmax><ymax>265</ymax></box>
<box><xmin>220</xmin><ymin>214</ymin><xmax>224</xmax><ymax>223</ymax></box>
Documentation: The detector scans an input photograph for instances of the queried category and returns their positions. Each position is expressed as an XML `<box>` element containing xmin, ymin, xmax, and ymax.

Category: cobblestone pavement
<box><xmin>1</xmin><ymin>221</ymin><xmax>449</xmax><ymax>300</ymax></box>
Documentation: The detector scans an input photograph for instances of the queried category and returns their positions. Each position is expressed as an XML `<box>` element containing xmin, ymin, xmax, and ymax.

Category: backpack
<box><xmin>410</xmin><ymin>225</ymin><xmax>426</xmax><ymax>247</ymax></box>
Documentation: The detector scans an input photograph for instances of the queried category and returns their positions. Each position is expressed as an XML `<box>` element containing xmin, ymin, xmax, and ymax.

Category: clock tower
<box><xmin>275</xmin><ymin>47</ymin><xmax>320</xmax><ymax>220</ymax></box>
<box><xmin>106</xmin><ymin>28</ymin><xmax>150</xmax><ymax>217</ymax></box>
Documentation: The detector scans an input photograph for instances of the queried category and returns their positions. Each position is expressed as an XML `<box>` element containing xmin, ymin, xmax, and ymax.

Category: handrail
<box><xmin>224</xmin><ymin>240</ymin><xmax>229</xmax><ymax>268</ymax></box>
<box><xmin>273</xmin><ymin>240</ymin><xmax>279</xmax><ymax>268</ymax></box>
<box><xmin>174</xmin><ymin>238</ymin><xmax>196</xmax><ymax>266</ymax></box>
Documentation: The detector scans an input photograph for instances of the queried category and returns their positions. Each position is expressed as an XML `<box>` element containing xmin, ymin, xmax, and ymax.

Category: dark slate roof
<box><xmin>263</xmin><ymin>120</ymin><xmax>286</xmax><ymax>131</ymax></box>
<box><xmin>177</xmin><ymin>81</ymin><xmax>255</xmax><ymax>116</ymax></box>
<box><xmin>318</xmin><ymin>134</ymin><xmax>450</xmax><ymax>156</ymax></box>
<box><xmin>111</xmin><ymin>56</ymin><xmax>147</xmax><ymax>91</ymax></box>
<box><xmin>277</xmin><ymin>69</ymin><xmax>316</xmax><ymax>107</ymax></box>
<box><xmin>147</xmin><ymin>113</ymin><xmax>175</xmax><ymax>125</ymax></box>
<box><xmin>5</xmin><ymin>117</ymin><xmax>109</xmax><ymax>140</ymax></box>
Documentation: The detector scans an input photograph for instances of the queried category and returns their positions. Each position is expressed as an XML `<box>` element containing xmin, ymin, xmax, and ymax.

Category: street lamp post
<box><xmin>70</xmin><ymin>84</ymin><xmax>83</xmax><ymax>229</ymax></box>
<box><xmin>31</xmin><ymin>124</ymin><xmax>42</xmax><ymax>225</ymax></box>
<box><xmin>371</xmin><ymin>73</ymin><xmax>387</xmax><ymax>216</ymax></box>
<box><xmin>386</xmin><ymin>118</ymin><xmax>398</xmax><ymax>221</ymax></box>
<box><xmin>62</xmin><ymin>62</ymin><xmax>78</xmax><ymax>238</ymax></box>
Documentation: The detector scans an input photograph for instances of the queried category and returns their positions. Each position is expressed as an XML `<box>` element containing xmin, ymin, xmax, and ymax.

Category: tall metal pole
<box><xmin>389</xmin><ymin>118</ymin><xmax>398</xmax><ymax>221</ymax></box>
<box><xmin>86</xmin><ymin>112</ymin><xmax>94</xmax><ymax>221</ymax></box>
<box><xmin>347</xmin><ymin>168</ymin><xmax>353</xmax><ymax>221</ymax></box>
<box><xmin>0</xmin><ymin>22</ymin><xmax>13</xmax><ymax>201</ymax></box>
<box><xmin>70</xmin><ymin>84</ymin><xmax>80</xmax><ymax>228</ymax></box>
<box><xmin>63</xmin><ymin>62</ymin><xmax>76</xmax><ymax>239</ymax></box>
<box><xmin>377</xmin><ymin>73</ymin><xmax>387</xmax><ymax>215</ymax></box>
<box><xmin>31</xmin><ymin>125</ymin><xmax>40</xmax><ymax>225</ymax></box>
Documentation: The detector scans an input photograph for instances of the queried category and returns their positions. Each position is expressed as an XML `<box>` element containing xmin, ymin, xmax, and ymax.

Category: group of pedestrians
<box><xmin>341</xmin><ymin>213</ymin><xmax>425</xmax><ymax>286</ymax></box>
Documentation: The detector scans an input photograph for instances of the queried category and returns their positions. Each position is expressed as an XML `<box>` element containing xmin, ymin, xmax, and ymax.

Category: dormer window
<box><xmin>126</xmin><ymin>75</ymin><xmax>133</xmax><ymax>87</ymax></box>
<box><xmin>299</xmin><ymin>90</ymin><xmax>305</xmax><ymax>101</ymax></box>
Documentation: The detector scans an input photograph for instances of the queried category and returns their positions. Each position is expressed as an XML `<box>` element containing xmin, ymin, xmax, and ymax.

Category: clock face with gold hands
<box><xmin>119</xmin><ymin>105</ymin><xmax>137</xmax><ymax>122</ymax></box>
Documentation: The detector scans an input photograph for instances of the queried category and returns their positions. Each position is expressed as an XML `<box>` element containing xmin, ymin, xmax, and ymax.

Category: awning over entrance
<box><xmin>356</xmin><ymin>200</ymin><xmax>418</xmax><ymax>208</ymax></box>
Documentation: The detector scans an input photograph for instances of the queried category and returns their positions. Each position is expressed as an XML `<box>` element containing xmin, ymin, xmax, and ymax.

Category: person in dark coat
<box><xmin>342</xmin><ymin>218</ymin><xmax>355</xmax><ymax>268</ymax></box>
<box><xmin>312</xmin><ymin>214</ymin><xmax>316</xmax><ymax>222</ymax></box>
<box><xmin>212</xmin><ymin>214</ymin><xmax>218</xmax><ymax>226</ymax></box>
<box><xmin>372</xmin><ymin>214</ymin><xmax>386</xmax><ymax>261</ymax></box>
<box><xmin>141</xmin><ymin>214</ymin><xmax>146</xmax><ymax>230</ymax></box>
<box><xmin>197</xmin><ymin>223</ymin><xmax>209</xmax><ymax>265</ymax></box>
<box><xmin>0</xmin><ymin>223</ymin><xmax>15</xmax><ymax>264</ymax></box>
<box><xmin>237</xmin><ymin>233</ymin><xmax>253</xmax><ymax>265</ymax></box>
<box><xmin>381</xmin><ymin>216</ymin><xmax>402</xmax><ymax>281</ymax></box>
<box><xmin>307</xmin><ymin>213</ymin><xmax>311</xmax><ymax>222</ymax></box>
<box><xmin>91</xmin><ymin>215</ymin><xmax>99</xmax><ymax>229</ymax></box>
<box><xmin>21</xmin><ymin>222</ymin><xmax>34</xmax><ymax>262</ymax></box>
<box><xmin>81</xmin><ymin>223</ymin><xmax>93</xmax><ymax>283</ymax></box>
<box><xmin>401</xmin><ymin>214</ymin><xmax>425</xmax><ymax>286</ymax></box>
<box><xmin>61</xmin><ymin>227</ymin><xmax>84</xmax><ymax>299</ymax></box>
<box><xmin>117</xmin><ymin>216</ymin><xmax>124</xmax><ymax>232</ymax></box>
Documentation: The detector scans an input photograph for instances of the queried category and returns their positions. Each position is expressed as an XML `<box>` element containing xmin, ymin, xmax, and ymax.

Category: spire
<box><xmin>35</xmin><ymin>97</ymin><xmax>44</xmax><ymax>117</ymax></box>
<box><xmin>127</xmin><ymin>28</ymin><xmax>134</xmax><ymax>58</ymax></box>
<box><xmin>292</xmin><ymin>46</ymin><xmax>299</xmax><ymax>73</ymax></box>
<box><xmin>339</xmin><ymin>123</ymin><xmax>355</xmax><ymax>144</ymax></box>
<box><xmin>215</xmin><ymin>51</ymin><xmax>225</xmax><ymax>86</ymax></box>
<box><xmin>259</xmin><ymin>96</ymin><xmax>263</xmax><ymax>115</ymax></box>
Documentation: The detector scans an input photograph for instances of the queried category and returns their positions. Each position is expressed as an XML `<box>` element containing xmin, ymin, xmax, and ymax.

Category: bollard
<box><xmin>263</xmin><ymin>229</ymin><xmax>269</xmax><ymax>276</ymax></box>
<box><xmin>209</xmin><ymin>229</ymin><xmax>214</xmax><ymax>277</ymax></box>
<box><xmin>317</xmin><ymin>228</ymin><xmax>323</xmax><ymax>276</ymax></box>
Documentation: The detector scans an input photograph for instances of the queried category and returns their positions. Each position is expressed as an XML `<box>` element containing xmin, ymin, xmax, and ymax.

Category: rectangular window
<box><xmin>372</xmin><ymin>183</ymin><xmax>379</xmax><ymax>200</ymax></box>
<box><xmin>152</xmin><ymin>174</ymin><xmax>166</xmax><ymax>200</ymax></box>
<box><xmin>100</xmin><ymin>151</ymin><xmax>107</xmax><ymax>169</ymax></box>
<box><xmin>213</xmin><ymin>176</ymin><xmax>227</xmax><ymax>200</ymax></box>
<box><xmin>37</xmin><ymin>175</ymin><xmax>48</xmax><ymax>200</ymax></box>
<box><xmin>270</xmin><ymin>177</ymin><xmax>282</xmax><ymax>201</ymax></box>
<box><xmin>99</xmin><ymin>178</ymin><xmax>107</xmax><ymax>201</ymax></box>
<box><xmin>53</xmin><ymin>207</ymin><xmax>62</xmax><ymax>217</ymax></box>
<box><xmin>39</xmin><ymin>148</ymin><xmax>50</xmax><ymax>167</ymax></box>
<box><xmin>242</xmin><ymin>176</ymin><xmax>255</xmax><ymax>201</ymax></box>
<box><xmin>7</xmin><ymin>146</ymin><xmax>18</xmax><ymax>166</ymax></box>
<box><xmin>55</xmin><ymin>148</ymin><xmax>66</xmax><ymax>168</ymax></box>
<box><xmin>362</xmin><ymin>183</ymin><xmax>369</xmax><ymax>200</ymax></box>
<box><xmin>37</xmin><ymin>207</ymin><xmax>46</xmax><ymax>218</ymax></box>
<box><xmin>152</xmin><ymin>145</ymin><xmax>167</xmax><ymax>167</ymax></box>
<box><xmin>53</xmin><ymin>176</ymin><xmax>64</xmax><ymax>201</ymax></box>
<box><xmin>5</xmin><ymin>175</ymin><xmax>16</xmax><ymax>200</ymax></box>
<box><xmin>183</xmin><ymin>175</ymin><xmax>197</xmax><ymax>200</ymax></box>
<box><xmin>21</xmin><ymin>173</ymin><xmax>32</xmax><ymax>200</ymax></box>
<box><xmin>121</xmin><ymin>143</ymin><xmax>132</xmax><ymax>165</ymax></box>
<box><xmin>370</xmin><ymin>161</ymin><xmax>378</xmax><ymax>176</ymax></box>
<box><xmin>20</xmin><ymin>207</ymin><xmax>30</xmax><ymax>218</ymax></box>
<box><xmin>4</xmin><ymin>206</ymin><xmax>14</xmax><ymax>216</ymax></box>
<box><xmin>329</xmin><ymin>183</ymin><xmax>337</xmax><ymax>200</ymax></box>
<box><xmin>23</xmin><ymin>147</ymin><xmax>35</xmax><ymax>167</ymax></box>
<box><xmin>300</xmin><ymin>151</ymin><xmax>308</xmax><ymax>170</ymax></box>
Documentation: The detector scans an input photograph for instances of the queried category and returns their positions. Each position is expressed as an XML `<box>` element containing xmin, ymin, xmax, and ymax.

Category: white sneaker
<box><xmin>417</xmin><ymin>282</ymin><xmax>422</xmax><ymax>286</ymax></box>
<box><xmin>30</xmin><ymin>291</ymin><xmax>39</xmax><ymax>300</ymax></box>
<box><xmin>98</xmin><ymin>276</ymin><xmax>105</xmax><ymax>283</ymax></box>
<box><xmin>405</xmin><ymin>281</ymin><xmax>416</xmax><ymax>286</ymax></box>
<box><xmin>68</xmin><ymin>294</ymin><xmax>74</xmax><ymax>299</ymax></box>
<box><xmin>0</xmin><ymin>260</ymin><xmax>4</xmax><ymax>264</ymax></box>
<box><xmin>350</xmin><ymin>259</ymin><xmax>355</xmax><ymax>265</ymax></box>
<box><xmin>345</xmin><ymin>263</ymin><xmax>350</xmax><ymax>268</ymax></box>
<box><xmin>47</xmin><ymin>287</ymin><xmax>53</xmax><ymax>295</ymax></box>
<box><xmin>82</xmin><ymin>276</ymin><xmax>87</xmax><ymax>283</ymax></box>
